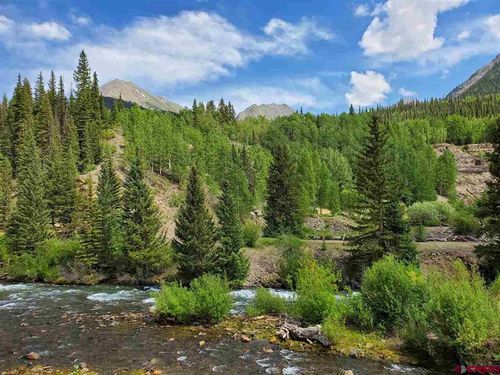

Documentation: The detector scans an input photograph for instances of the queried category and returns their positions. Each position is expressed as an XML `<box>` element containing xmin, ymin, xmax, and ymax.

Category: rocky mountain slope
<box><xmin>447</xmin><ymin>53</ymin><xmax>500</xmax><ymax>98</ymax></box>
<box><xmin>237</xmin><ymin>103</ymin><xmax>295</xmax><ymax>121</ymax></box>
<box><xmin>100</xmin><ymin>79</ymin><xmax>183</xmax><ymax>113</ymax></box>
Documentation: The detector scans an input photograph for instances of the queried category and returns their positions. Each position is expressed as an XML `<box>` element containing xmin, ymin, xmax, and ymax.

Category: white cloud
<box><xmin>0</xmin><ymin>15</ymin><xmax>14</xmax><ymax>34</ymax></box>
<box><xmin>45</xmin><ymin>12</ymin><xmax>332</xmax><ymax>87</ymax></box>
<box><xmin>27</xmin><ymin>21</ymin><xmax>71</xmax><ymax>41</ymax></box>
<box><xmin>360</xmin><ymin>0</ymin><xmax>469</xmax><ymax>61</ymax></box>
<box><xmin>345</xmin><ymin>70</ymin><xmax>391</xmax><ymax>106</ymax></box>
<box><xmin>456</xmin><ymin>30</ymin><xmax>470</xmax><ymax>41</ymax></box>
<box><xmin>70</xmin><ymin>13</ymin><xmax>92</xmax><ymax>26</ymax></box>
<box><xmin>354</xmin><ymin>4</ymin><xmax>370</xmax><ymax>17</ymax></box>
<box><xmin>398</xmin><ymin>87</ymin><xmax>417</xmax><ymax>97</ymax></box>
<box><xmin>485</xmin><ymin>15</ymin><xmax>500</xmax><ymax>39</ymax></box>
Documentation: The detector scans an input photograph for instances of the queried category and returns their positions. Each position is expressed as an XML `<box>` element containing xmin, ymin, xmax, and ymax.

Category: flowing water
<box><xmin>0</xmin><ymin>283</ymin><xmax>444</xmax><ymax>374</ymax></box>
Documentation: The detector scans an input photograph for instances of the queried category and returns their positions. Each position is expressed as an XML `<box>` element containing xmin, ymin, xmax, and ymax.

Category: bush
<box><xmin>294</xmin><ymin>259</ymin><xmax>339</xmax><ymax>324</ymax></box>
<box><xmin>242</xmin><ymin>220</ymin><xmax>261</xmax><ymax>247</ymax></box>
<box><xmin>246</xmin><ymin>288</ymin><xmax>288</xmax><ymax>317</ymax></box>
<box><xmin>154</xmin><ymin>274</ymin><xmax>233</xmax><ymax>324</ymax></box>
<box><xmin>450</xmin><ymin>210</ymin><xmax>480</xmax><ymax>235</ymax></box>
<box><xmin>277</xmin><ymin>235</ymin><xmax>312</xmax><ymax>288</ymax></box>
<box><xmin>408</xmin><ymin>201</ymin><xmax>454</xmax><ymax>226</ymax></box>
<box><xmin>361</xmin><ymin>256</ymin><xmax>428</xmax><ymax>332</ymax></box>
<box><xmin>420</xmin><ymin>262</ymin><xmax>499</xmax><ymax>361</ymax></box>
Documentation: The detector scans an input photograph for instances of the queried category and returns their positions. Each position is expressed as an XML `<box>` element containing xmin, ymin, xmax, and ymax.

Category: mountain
<box><xmin>447</xmin><ymin>53</ymin><xmax>500</xmax><ymax>98</ymax></box>
<box><xmin>237</xmin><ymin>104</ymin><xmax>295</xmax><ymax>121</ymax></box>
<box><xmin>100</xmin><ymin>79</ymin><xmax>183</xmax><ymax>113</ymax></box>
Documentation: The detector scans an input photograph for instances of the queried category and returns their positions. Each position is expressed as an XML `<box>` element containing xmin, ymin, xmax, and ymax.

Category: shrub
<box><xmin>190</xmin><ymin>275</ymin><xmax>233</xmax><ymax>323</ymax></box>
<box><xmin>490</xmin><ymin>275</ymin><xmax>500</xmax><ymax>299</ymax></box>
<box><xmin>246</xmin><ymin>288</ymin><xmax>288</xmax><ymax>317</ymax></box>
<box><xmin>341</xmin><ymin>293</ymin><xmax>373</xmax><ymax>330</ymax></box>
<box><xmin>361</xmin><ymin>256</ymin><xmax>428</xmax><ymax>332</ymax></box>
<box><xmin>242</xmin><ymin>220</ymin><xmax>261</xmax><ymax>247</ymax></box>
<box><xmin>450</xmin><ymin>210</ymin><xmax>480</xmax><ymax>235</ymax></box>
<box><xmin>154</xmin><ymin>275</ymin><xmax>233</xmax><ymax>324</ymax></box>
<box><xmin>294</xmin><ymin>259</ymin><xmax>339</xmax><ymax>324</ymax></box>
<box><xmin>408</xmin><ymin>201</ymin><xmax>454</xmax><ymax>226</ymax></box>
<box><xmin>277</xmin><ymin>235</ymin><xmax>312</xmax><ymax>288</ymax></box>
<box><xmin>421</xmin><ymin>262</ymin><xmax>499</xmax><ymax>361</ymax></box>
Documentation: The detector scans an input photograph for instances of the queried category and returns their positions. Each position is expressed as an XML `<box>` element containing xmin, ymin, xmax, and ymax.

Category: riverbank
<box><xmin>0</xmin><ymin>282</ymin><xmax>445</xmax><ymax>375</ymax></box>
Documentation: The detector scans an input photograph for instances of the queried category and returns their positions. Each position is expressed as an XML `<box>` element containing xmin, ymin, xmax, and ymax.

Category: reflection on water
<box><xmin>0</xmin><ymin>283</ymin><xmax>441</xmax><ymax>374</ymax></box>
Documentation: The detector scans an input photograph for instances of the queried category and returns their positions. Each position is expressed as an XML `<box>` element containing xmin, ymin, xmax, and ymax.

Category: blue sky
<box><xmin>0</xmin><ymin>0</ymin><xmax>498</xmax><ymax>114</ymax></box>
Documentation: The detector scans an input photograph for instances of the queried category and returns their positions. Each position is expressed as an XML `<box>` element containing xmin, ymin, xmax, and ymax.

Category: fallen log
<box><xmin>277</xmin><ymin>320</ymin><xmax>331</xmax><ymax>348</ymax></box>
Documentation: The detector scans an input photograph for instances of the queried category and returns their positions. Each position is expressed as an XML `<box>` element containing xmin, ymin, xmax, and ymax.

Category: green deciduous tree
<box><xmin>435</xmin><ymin>149</ymin><xmax>457</xmax><ymax>198</ymax></box>
<box><xmin>173</xmin><ymin>165</ymin><xmax>217</xmax><ymax>282</ymax></box>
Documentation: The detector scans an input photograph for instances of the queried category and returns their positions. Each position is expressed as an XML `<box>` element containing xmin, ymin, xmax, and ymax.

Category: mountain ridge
<box><xmin>237</xmin><ymin>103</ymin><xmax>295</xmax><ymax>121</ymax></box>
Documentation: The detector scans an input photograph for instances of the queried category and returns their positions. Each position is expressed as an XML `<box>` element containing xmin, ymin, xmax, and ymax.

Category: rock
<box><xmin>199</xmin><ymin>340</ymin><xmax>206</xmax><ymax>347</ymax></box>
<box><xmin>339</xmin><ymin>371</ymin><xmax>354</xmax><ymax>375</ymax></box>
<box><xmin>348</xmin><ymin>348</ymin><xmax>364</xmax><ymax>358</ymax></box>
<box><xmin>25</xmin><ymin>352</ymin><xmax>40</xmax><ymax>360</ymax></box>
<box><xmin>241</xmin><ymin>335</ymin><xmax>252</xmax><ymax>343</ymax></box>
<box><xmin>79</xmin><ymin>362</ymin><xmax>88</xmax><ymax>369</ymax></box>
<box><xmin>262</xmin><ymin>347</ymin><xmax>273</xmax><ymax>353</ymax></box>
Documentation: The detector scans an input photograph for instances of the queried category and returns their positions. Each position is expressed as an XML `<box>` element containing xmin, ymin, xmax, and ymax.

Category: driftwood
<box><xmin>277</xmin><ymin>321</ymin><xmax>331</xmax><ymax>348</ymax></box>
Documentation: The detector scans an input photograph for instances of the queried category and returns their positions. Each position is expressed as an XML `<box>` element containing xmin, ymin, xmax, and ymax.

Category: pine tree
<box><xmin>93</xmin><ymin>156</ymin><xmax>122</xmax><ymax>269</ymax></box>
<box><xmin>173</xmin><ymin>165</ymin><xmax>217</xmax><ymax>281</ymax></box>
<box><xmin>0</xmin><ymin>153</ymin><xmax>12</xmax><ymax>229</ymax></box>
<box><xmin>122</xmin><ymin>157</ymin><xmax>165</xmax><ymax>275</ymax></box>
<box><xmin>7</xmin><ymin>125</ymin><xmax>50</xmax><ymax>253</ymax></box>
<box><xmin>475</xmin><ymin>117</ymin><xmax>500</xmax><ymax>282</ymax></box>
<box><xmin>265</xmin><ymin>144</ymin><xmax>303</xmax><ymax>236</ymax></box>
<box><xmin>215</xmin><ymin>180</ymin><xmax>249</xmax><ymax>285</ymax></box>
<box><xmin>35</xmin><ymin>90</ymin><xmax>58</xmax><ymax>153</ymax></box>
<box><xmin>76</xmin><ymin>177</ymin><xmax>99</xmax><ymax>266</ymax></box>
<box><xmin>348</xmin><ymin>115</ymin><xmax>399</xmax><ymax>280</ymax></box>
<box><xmin>47</xmin><ymin>71</ymin><xmax>57</xmax><ymax>115</ymax></box>
<box><xmin>0</xmin><ymin>95</ymin><xmax>9</xmax><ymax>157</ymax></box>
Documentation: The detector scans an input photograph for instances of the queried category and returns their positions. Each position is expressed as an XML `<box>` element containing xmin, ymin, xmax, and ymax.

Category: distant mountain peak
<box><xmin>100</xmin><ymin>79</ymin><xmax>183</xmax><ymax>113</ymax></box>
<box><xmin>447</xmin><ymin>53</ymin><xmax>500</xmax><ymax>98</ymax></box>
<box><xmin>237</xmin><ymin>103</ymin><xmax>294</xmax><ymax>120</ymax></box>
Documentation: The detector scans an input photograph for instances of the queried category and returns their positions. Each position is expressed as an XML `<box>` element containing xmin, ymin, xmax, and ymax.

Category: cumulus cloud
<box><xmin>27</xmin><ymin>21</ymin><xmax>72</xmax><ymax>40</ymax></box>
<box><xmin>345</xmin><ymin>70</ymin><xmax>390</xmax><ymax>107</ymax></box>
<box><xmin>360</xmin><ymin>0</ymin><xmax>469</xmax><ymax>61</ymax></box>
<box><xmin>398</xmin><ymin>87</ymin><xmax>417</xmax><ymax>97</ymax></box>
<box><xmin>42</xmin><ymin>11</ymin><xmax>332</xmax><ymax>87</ymax></box>
<box><xmin>456</xmin><ymin>30</ymin><xmax>470</xmax><ymax>41</ymax></box>
<box><xmin>354</xmin><ymin>4</ymin><xmax>370</xmax><ymax>17</ymax></box>
<box><xmin>70</xmin><ymin>13</ymin><xmax>92</xmax><ymax>26</ymax></box>
<box><xmin>0</xmin><ymin>15</ymin><xmax>14</xmax><ymax>34</ymax></box>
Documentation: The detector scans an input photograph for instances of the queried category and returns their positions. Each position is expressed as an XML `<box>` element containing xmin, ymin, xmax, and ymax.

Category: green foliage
<box><xmin>450</xmin><ymin>209</ymin><xmax>480</xmax><ymax>235</ymax></box>
<box><xmin>242</xmin><ymin>220</ymin><xmax>261</xmax><ymax>247</ymax></box>
<box><xmin>276</xmin><ymin>235</ymin><xmax>311</xmax><ymax>288</ymax></box>
<box><xmin>173</xmin><ymin>166</ymin><xmax>217</xmax><ymax>281</ymax></box>
<box><xmin>408</xmin><ymin>201</ymin><xmax>454</xmax><ymax>226</ymax></box>
<box><xmin>246</xmin><ymin>288</ymin><xmax>288</xmax><ymax>317</ymax></box>
<box><xmin>435</xmin><ymin>149</ymin><xmax>457</xmax><ymax>197</ymax></box>
<box><xmin>0</xmin><ymin>154</ymin><xmax>12</xmax><ymax>229</ymax></box>
<box><xmin>264</xmin><ymin>144</ymin><xmax>304</xmax><ymax>236</ymax></box>
<box><xmin>154</xmin><ymin>275</ymin><xmax>232</xmax><ymax>324</ymax></box>
<box><xmin>361</xmin><ymin>256</ymin><xmax>428</xmax><ymax>332</ymax></box>
<box><xmin>405</xmin><ymin>262</ymin><xmax>499</xmax><ymax>361</ymax></box>
<box><xmin>215</xmin><ymin>180</ymin><xmax>249</xmax><ymax>285</ymax></box>
<box><xmin>475</xmin><ymin>117</ymin><xmax>500</xmax><ymax>282</ymax></box>
<box><xmin>294</xmin><ymin>259</ymin><xmax>339</xmax><ymax>324</ymax></box>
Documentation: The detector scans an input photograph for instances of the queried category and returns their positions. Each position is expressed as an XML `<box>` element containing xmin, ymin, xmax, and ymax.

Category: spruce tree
<box><xmin>7</xmin><ymin>125</ymin><xmax>50</xmax><ymax>253</ymax></box>
<box><xmin>47</xmin><ymin>71</ymin><xmax>57</xmax><ymax>115</ymax></box>
<box><xmin>264</xmin><ymin>144</ymin><xmax>303</xmax><ymax>236</ymax></box>
<box><xmin>0</xmin><ymin>153</ymin><xmax>12</xmax><ymax>229</ymax></box>
<box><xmin>216</xmin><ymin>180</ymin><xmax>249</xmax><ymax>285</ymax></box>
<box><xmin>93</xmin><ymin>156</ymin><xmax>122</xmax><ymax>269</ymax></box>
<box><xmin>475</xmin><ymin>118</ymin><xmax>500</xmax><ymax>282</ymax></box>
<box><xmin>0</xmin><ymin>95</ymin><xmax>9</xmax><ymax>157</ymax></box>
<box><xmin>173</xmin><ymin>165</ymin><xmax>217</xmax><ymax>281</ymax></box>
<box><xmin>76</xmin><ymin>177</ymin><xmax>99</xmax><ymax>266</ymax></box>
<box><xmin>122</xmin><ymin>157</ymin><xmax>165</xmax><ymax>275</ymax></box>
<box><xmin>35</xmin><ymin>90</ymin><xmax>58</xmax><ymax>153</ymax></box>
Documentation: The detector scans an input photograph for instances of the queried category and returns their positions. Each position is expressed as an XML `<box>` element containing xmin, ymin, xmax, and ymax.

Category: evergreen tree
<box><xmin>435</xmin><ymin>149</ymin><xmax>457</xmax><ymax>197</ymax></box>
<box><xmin>76</xmin><ymin>177</ymin><xmax>99</xmax><ymax>266</ymax></box>
<box><xmin>35</xmin><ymin>90</ymin><xmax>57</xmax><ymax>153</ymax></box>
<box><xmin>7</xmin><ymin>125</ymin><xmax>50</xmax><ymax>252</ymax></box>
<box><xmin>264</xmin><ymin>144</ymin><xmax>303</xmax><ymax>236</ymax></box>
<box><xmin>348</xmin><ymin>115</ymin><xmax>402</xmax><ymax>279</ymax></box>
<box><xmin>173</xmin><ymin>165</ymin><xmax>217</xmax><ymax>281</ymax></box>
<box><xmin>122</xmin><ymin>157</ymin><xmax>165</xmax><ymax>275</ymax></box>
<box><xmin>92</xmin><ymin>156</ymin><xmax>122</xmax><ymax>269</ymax></box>
<box><xmin>215</xmin><ymin>180</ymin><xmax>249</xmax><ymax>285</ymax></box>
<box><xmin>47</xmin><ymin>71</ymin><xmax>57</xmax><ymax>115</ymax></box>
<box><xmin>475</xmin><ymin>118</ymin><xmax>500</xmax><ymax>282</ymax></box>
<box><xmin>0</xmin><ymin>153</ymin><xmax>12</xmax><ymax>229</ymax></box>
<box><xmin>0</xmin><ymin>95</ymin><xmax>9</xmax><ymax>157</ymax></box>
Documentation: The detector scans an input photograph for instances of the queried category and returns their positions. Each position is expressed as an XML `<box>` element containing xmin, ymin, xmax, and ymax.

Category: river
<box><xmin>0</xmin><ymin>283</ymin><xmax>444</xmax><ymax>374</ymax></box>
